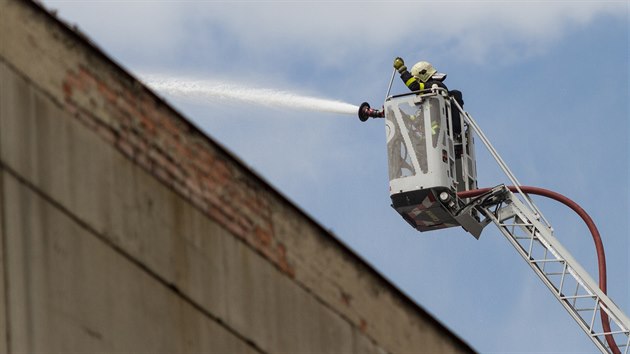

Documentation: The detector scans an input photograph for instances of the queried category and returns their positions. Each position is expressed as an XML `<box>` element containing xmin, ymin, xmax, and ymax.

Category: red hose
<box><xmin>458</xmin><ymin>186</ymin><xmax>619</xmax><ymax>354</ymax></box>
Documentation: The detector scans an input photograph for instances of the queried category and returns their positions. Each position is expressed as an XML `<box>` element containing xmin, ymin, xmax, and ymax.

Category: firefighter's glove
<box><xmin>393</xmin><ymin>57</ymin><xmax>406</xmax><ymax>72</ymax></box>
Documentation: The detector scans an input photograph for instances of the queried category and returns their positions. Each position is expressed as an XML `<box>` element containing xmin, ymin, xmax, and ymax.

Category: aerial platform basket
<box><xmin>383</xmin><ymin>89</ymin><xmax>480</xmax><ymax>235</ymax></box>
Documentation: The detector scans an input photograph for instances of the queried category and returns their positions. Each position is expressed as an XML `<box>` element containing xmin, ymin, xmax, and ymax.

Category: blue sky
<box><xmin>42</xmin><ymin>1</ymin><xmax>628</xmax><ymax>352</ymax></box>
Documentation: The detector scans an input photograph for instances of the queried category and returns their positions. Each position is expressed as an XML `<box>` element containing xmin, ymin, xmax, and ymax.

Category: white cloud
<box><xmin>46</xmin><ymin>2</ymin><xmax>190</xmax><ymax>54</ymax></box>
<box><xmin>43</xmin><ymin>0</ymin><xmax>625</xmax><ymax>69</ymax></box>
<box><xmin>183</xmin><ymin>1</ymin><xmax>625</xmax><ymax>66</ymax></box>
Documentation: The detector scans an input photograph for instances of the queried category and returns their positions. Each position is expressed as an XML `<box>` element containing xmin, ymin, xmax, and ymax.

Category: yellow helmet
<box><xmin>411</xmin><ymin>61</ymin><xmax>437</xmax><ymax>83</ymax></box>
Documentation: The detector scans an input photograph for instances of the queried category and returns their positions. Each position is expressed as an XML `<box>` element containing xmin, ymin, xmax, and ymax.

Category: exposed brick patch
<box><xmin>359</xmin><ymin>318</ymin><xmax>368</xmax><ymax>334</ymax></box>
<box><xmin>275</xmin><ymin>243</ymin><xmax>295</xmax><ymax>279</ymax></box>
<box><xmin>254</xmin><ymin>226</ymin><xmax>272</xmax><ymax>248</ymax></box>
<box><xmin>61</xmin><ymin>66</ymin><xmax>295</xmax><ymax>279</ymax></box>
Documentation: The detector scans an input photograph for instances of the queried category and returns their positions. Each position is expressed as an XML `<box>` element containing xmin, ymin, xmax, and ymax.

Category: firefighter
<box><xmin>393</xmin><ymin>58</ymin><xmax>446</xmax><ymax>92</ymax></box>
<box><xmin>393</xmin><ymin>57</ymin><xmax>464</xmax><ymax>136</ymax></box>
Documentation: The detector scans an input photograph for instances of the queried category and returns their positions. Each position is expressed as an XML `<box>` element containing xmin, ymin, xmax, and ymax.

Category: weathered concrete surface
<box><xmin>0</xmin><ymin>128</ymin><xmax>6</xmax><ymax>354</ymax></box>
<box><xmin>0</xmin><ymin>60</ymin><xmax>367</xmax><ymax>353</ymax></box>
<box><xmin>0</xmin><ymin>0</ymin><xmax>475</xmax><ymax>353</ymax></box>
<box><xmin>2</xmin><ymin>172</ymin><xmax>259</xmax><ymax>353</ymax></box>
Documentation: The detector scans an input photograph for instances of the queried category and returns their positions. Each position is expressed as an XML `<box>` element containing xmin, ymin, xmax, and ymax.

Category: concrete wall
<box><xmin>0</xmin><ymin>1</ymin><xmax>474</xmax><ymax>353</ymax></box>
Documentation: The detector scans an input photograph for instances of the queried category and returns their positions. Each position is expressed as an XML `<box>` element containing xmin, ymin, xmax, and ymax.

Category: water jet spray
<box><xmin>145</xmin><ymin>76</ymin><xmax>361</xmax><ymax>116</ymax></box>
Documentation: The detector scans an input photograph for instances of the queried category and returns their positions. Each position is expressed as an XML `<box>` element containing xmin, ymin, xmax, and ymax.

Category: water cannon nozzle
<box><xmin>358</xmin><ymin>102</ymin><xmax>384</xmax><ymax>122</ymax></box>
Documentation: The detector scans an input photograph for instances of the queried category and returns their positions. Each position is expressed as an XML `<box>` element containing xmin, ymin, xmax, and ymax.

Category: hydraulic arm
<box><xmin>451</xmin><ymin>100</ymin><xmax>630</xmax><ymax>354</ymax></box>
<box><xmin>460</xmin><ymin>185</ymin><xmax>629</xmax><ymax>353</ymax></box>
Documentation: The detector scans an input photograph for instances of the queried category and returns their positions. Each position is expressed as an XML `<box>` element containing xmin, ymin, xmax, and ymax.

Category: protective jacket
<box><xmin>398</xmin><ymin>67</ymin><xmax>447</xmax><ymax>92</ymax></box>
<box><xmin>395</xmin><ymin>61</ymin><xmax>463</xmax><ymax>136</ymax></box>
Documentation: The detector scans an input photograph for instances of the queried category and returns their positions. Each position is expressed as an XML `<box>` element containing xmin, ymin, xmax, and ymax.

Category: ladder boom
<box><xmin>451</xmin><ymin>100</ymin><xmax>630</xmax><ymax>354</ymax></box>
<box><xmin>471</xmin><ymin>185</ymin><xmax>630</xmax><ymax>353</ymax></box>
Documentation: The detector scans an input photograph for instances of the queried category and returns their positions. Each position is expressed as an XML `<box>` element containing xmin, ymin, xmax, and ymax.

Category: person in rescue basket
<box><xmin>393</xmin><ymin>57</ymin><xmax>464</xmax><ymax>137</ymax></box>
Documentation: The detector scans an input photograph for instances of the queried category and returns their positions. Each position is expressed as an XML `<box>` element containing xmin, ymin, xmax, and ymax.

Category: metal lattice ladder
<box><xmin>472</xmin><ymin>186</ymin><xmax>630</xmax><ymax>354</ymax></box>
<box><xmin>448</xmin><ymin>98</ymin><xmax>630</xmax><ymax>354</ymax></box>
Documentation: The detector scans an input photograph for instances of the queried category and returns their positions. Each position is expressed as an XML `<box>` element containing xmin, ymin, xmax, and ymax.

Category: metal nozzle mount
<box><xmin>358</xmin><ymin>102</ymin><xmax>384</xmax><ymax>122</ymax></box>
